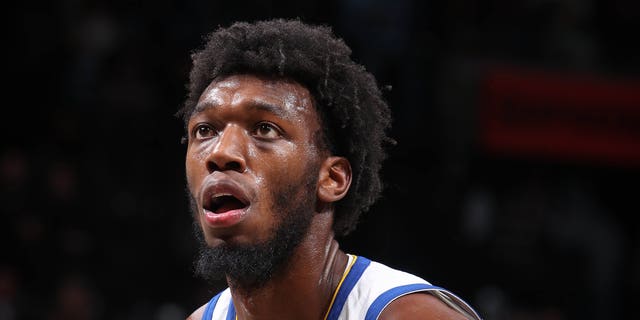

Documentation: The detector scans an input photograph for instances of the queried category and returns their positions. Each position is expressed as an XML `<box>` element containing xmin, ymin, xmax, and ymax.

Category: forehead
<box><xmin>194</xmin><ymin>74</ymin><xmax>316</xmax><ymax>118</ymax></box>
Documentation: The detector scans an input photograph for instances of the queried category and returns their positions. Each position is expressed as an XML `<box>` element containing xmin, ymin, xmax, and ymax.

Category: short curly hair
<box><xmin>179</xmin><ymin>19</ymin><xmax>392</xmax><ymax>237</ymax></box>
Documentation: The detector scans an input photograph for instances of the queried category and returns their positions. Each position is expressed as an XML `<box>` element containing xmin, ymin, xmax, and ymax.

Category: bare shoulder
<box><xmin>186</xmin><ymin>303</ymin><xmax>207</xmax><ymax>320</ymax></box>
<box><xmin>378</xmin><ymin>292</ymin><xmax>469</xmax><ymax>320</ymax></box>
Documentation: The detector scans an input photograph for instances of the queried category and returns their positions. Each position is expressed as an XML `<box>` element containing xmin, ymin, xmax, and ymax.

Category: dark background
<box><xmin>2</xmin><ymin>1</ymin><xmax>639</xmax><ymax>319</ymax></box>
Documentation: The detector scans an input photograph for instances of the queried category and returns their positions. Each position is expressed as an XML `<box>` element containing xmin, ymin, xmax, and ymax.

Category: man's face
<box><xmin>185</xmin><ymin>74</ymin><xmax>326</xmax><ymax>286</ymax></box>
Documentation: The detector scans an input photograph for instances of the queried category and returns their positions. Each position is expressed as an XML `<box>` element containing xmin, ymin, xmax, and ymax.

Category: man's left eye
<box><xmin>254</xmin><ymin>122</ymin><xmax>281</xmax><ymax>139</ymax></box>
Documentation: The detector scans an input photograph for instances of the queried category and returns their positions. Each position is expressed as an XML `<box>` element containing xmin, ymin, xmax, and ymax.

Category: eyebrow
<box><xmin>194</xmin><ymin>100</ymin><xmax>289</xmax><ymax>118</ymax></box>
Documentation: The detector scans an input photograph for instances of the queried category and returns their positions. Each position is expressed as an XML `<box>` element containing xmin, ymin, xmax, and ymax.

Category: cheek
<box><xmin>185</xmin><ymin>146</ymin><xmax>209</xmax><ymax>191</ymax></box>
<box><xmin>189</xmin><ymin>142</ymin><xmax>214</xmax><ymax>163</ymax></box>
<box><xmin>258</xmin><ymin>145</ymin><xmax>319</xmax><ymax>188</ymax></box>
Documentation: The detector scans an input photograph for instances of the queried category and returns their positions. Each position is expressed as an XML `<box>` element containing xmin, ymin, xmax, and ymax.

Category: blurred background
<box><xmin>3</xmin><ymin>0</ymin><xmax>639</xmax><ymax>319</ymax></box>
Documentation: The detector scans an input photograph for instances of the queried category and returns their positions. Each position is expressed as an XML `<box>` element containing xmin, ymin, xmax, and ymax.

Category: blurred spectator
<box><xmin>47</xmin><ymin>275</ymin><xmax>100</xmax><ymax>320</ymax></box>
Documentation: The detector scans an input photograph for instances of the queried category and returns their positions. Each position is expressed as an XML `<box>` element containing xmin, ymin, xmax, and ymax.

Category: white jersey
<box><xmin>200</xmin><ymin>255</ymin><xmax>481</xmax><ymax>320</ymax></box>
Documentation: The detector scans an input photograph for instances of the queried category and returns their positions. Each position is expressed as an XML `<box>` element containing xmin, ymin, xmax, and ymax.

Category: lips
<box><xmin>200</xmin><ymin>175</ymin><xmax>251</xmax><ymax>228</ymax></box>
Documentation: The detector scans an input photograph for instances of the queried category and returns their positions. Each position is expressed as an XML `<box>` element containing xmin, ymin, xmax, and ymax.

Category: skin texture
<box><xmin>185</xmin><ymin>74</ymin><xmax>465</xmax><ymax>319</ymax></box>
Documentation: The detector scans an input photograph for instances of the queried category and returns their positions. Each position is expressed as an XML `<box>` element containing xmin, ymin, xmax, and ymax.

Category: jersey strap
<box><xmin>364</xmin><ymin>283</ymin><xmax>442</xmax><ymax>320</ymax></box>
<box><xmin>201</xmin><ymin>291</ymin><xmax>223</xmax><ymax>320</ymax></box>
<box><xmin>226</xmin><ymin>299</ymin><xmax>236</xmax><ymax>320</ymax></box>
<box><xmin>325</xmin><ymin>256</ymin><xmax>372</xmax><ymax>320</ymax></box>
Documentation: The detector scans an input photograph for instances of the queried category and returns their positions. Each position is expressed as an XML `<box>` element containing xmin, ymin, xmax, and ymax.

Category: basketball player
<box><xmin>179</xmin><ymin>19</ymin><xmax>481</xmax><ymax>320</ymax></box>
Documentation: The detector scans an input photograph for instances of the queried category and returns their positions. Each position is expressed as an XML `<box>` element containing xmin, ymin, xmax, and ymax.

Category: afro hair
<box><xmin>179</xmin><ymin>19</ymin><xmax>393</xmax><ymax>237</ymax></box>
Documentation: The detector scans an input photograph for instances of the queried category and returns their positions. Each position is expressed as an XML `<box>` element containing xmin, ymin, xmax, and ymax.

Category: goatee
<box><xmin>191</xmin><ymin>176</ymin><xmax>317</xmax><ymax>291</ymax></box>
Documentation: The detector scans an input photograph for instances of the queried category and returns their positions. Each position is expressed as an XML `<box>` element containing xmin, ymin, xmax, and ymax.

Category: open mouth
<box><xmin>205</xmin><ymin>194</ymin><xmax>248</xmax><ymax>214</ymax></box>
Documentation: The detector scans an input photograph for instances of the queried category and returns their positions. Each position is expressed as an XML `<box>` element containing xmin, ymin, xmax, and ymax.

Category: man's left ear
<box><xmin>317</xmin><ymin>156</ymin><xmax>352</xmax><ymax>203</ymax></box>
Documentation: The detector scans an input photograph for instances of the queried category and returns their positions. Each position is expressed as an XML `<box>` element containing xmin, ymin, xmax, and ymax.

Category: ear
<box><xmin>317</xmin><ymin>156</ymin><xmax>352</xmax><ymax>203</ymax></box>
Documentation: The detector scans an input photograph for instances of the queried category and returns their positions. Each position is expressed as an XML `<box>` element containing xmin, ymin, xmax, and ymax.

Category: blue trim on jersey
<box><xmin>202</xmin><ymin>292</ymin><xmax>223</xmax><ymax>320</ymax></box>
<box><xmin>364</xmin><ymin>283</ymin><xmax>443</xmax><ymax>320</ymax></box>
<box><xmin>325</xmin><ymin>256</ymin><xmax>372</xmax><ymax>320</ymax></box>
<box><xmin>227</xmin><ymin>299</ymin><xmax>236</xmax><ymax>320</ymax></box>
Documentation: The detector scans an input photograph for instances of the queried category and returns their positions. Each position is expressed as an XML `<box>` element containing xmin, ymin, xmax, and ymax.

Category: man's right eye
<box><xmin>194</xmin><ymin>124</ymin><xmax>216</xmax><ymax>140</ymax></box>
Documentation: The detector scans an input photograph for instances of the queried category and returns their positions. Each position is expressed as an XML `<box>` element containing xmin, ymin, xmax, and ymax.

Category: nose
<box><xmin>206</xmin><ymin>125</ymin><xmax>247</xmax><ymax>173</ymax></box>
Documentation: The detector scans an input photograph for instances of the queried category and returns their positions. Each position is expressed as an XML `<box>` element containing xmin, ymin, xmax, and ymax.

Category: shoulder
<box><xmin>378</xmin><ymin>292</ymin><xmax>469</xmax><ymax>320</ymax></box>
<box><xmin>186</xmin><ymin>303</ymin><xmax>207</xmax><ymax>320</ymax></box>
<box><xmin>352</xmin><ymin>257</ymin><xmax>480</xmax><ymax>319</ymax></box>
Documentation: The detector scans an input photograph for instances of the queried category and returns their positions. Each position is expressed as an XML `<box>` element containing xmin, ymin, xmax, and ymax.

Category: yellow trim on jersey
<box><xmin>322</xmin><ymin>254</ymin><xmax>358</xmax><ymax>320</ymax></box>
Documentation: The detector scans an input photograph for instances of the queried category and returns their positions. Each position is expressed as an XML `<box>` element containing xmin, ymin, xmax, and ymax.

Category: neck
<box><xmin>228</xmin><ymin>214</ymin><xmax>348</xmax><ymax>320</ymax></box>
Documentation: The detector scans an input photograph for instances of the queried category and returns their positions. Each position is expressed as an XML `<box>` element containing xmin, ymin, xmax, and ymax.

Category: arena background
<box><xmin>3</xmin><ymin>1</ymin><xmax>639</xmax><ymax>319</ymax></box>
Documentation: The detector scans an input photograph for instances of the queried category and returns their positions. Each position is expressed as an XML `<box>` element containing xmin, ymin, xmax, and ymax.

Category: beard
<box><xmin>191</xmin><ymin>174</ymin><xmax>318</xmax><ymax>291</ymax></box>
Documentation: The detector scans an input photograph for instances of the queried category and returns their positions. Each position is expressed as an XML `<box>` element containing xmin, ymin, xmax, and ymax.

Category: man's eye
<box><xmin>254</xmin><ymin>123</ymin><xmax>281</xmax><ymax>139</ymax></box>
<box><xmin>194</xmin><ymin>124</ymin><xmax>216</xmax><ymax>139</ymax></box>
